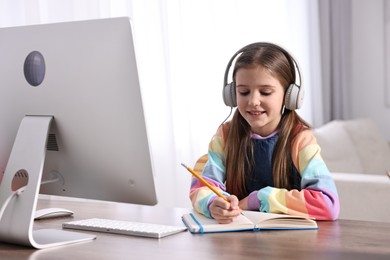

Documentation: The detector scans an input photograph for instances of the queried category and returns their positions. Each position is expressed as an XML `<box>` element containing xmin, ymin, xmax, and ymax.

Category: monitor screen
<box><xmin>0</xmin><ymin>17</ymin><xmax>158</xmax><ymax>207</ymax></box>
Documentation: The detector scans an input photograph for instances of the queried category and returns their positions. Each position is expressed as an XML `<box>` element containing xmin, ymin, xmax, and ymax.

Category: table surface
<box><xmin>1</xmin><ymin>197</ymin><xmax>390</xmax><ymax>260</ymax></box>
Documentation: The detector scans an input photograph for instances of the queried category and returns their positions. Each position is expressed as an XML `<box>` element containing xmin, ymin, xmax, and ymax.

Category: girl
<box><xmin>189</xmin><ymin>43</ymin><xmax>339</xmax><ymax>223</ymax></box>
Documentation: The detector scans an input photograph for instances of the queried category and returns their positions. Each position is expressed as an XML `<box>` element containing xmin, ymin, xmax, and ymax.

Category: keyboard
<box><xmin>63</xmin><ymin>218</ymin><xmax>187</xmax><ymax>239</ymax></box>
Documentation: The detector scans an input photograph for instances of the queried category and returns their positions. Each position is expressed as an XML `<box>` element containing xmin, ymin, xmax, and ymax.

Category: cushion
<box><xmin>313</xmin><ymin>120</ymin><xmax>363</xmax><ymax>173</ymax></box>
<box><xmin>343</xmin><ymin>118</ymin><xmax>390</xmax><ymax>175</ymax></box>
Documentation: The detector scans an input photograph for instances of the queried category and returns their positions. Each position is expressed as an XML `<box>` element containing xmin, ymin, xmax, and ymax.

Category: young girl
<box><xmin>189</xmin><ymin>42</ymin><xmax>339</xmax><ymax>223</ymax></box>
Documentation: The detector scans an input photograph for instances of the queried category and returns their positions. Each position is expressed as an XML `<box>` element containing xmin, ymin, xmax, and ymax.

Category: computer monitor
<box><xmin>0</xmin><ymin>17</ymin><xmax>158</xmax><ymax>248</ymax></box>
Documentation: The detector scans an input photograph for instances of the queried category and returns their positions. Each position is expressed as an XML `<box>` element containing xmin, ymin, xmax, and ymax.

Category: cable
<box><xmin>40</xmin><ymin>171</ymin><xmax>62</xmax><ymax>185</ymax></box>
<box><xmin>0</xmin><ymin>186</ymin><xmax>26</xmax><ymax>222</ymax></box>
<box><xmin>40</xmin><ymin>176</ymin><xmax>60</xmax><ymax>185</ymax></box>
<box><xmin>219</xmin><ymin>107</ymin><xmax>233</xmax><ymax>128</ymax></box>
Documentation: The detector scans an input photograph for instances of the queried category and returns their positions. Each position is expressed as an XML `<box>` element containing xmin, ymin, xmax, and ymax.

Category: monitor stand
<box><xmin>0</xmin><ymin>116</ymin><xmax>95</xmax><ymax>249</ymax></box>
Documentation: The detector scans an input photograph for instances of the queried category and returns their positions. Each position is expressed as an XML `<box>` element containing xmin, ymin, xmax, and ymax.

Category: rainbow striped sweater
<box><xmin>190</xmin><ymin>122</ymin><xmax>340</xmax><ymax>221</ymax></box>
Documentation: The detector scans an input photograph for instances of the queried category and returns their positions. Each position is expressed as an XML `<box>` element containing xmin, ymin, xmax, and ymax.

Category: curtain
<box><xmin>318</xmin><ymin>0</ymin><xmax>352</xmax><ymax>123</ymax></box>
<box><xmin>0</xmin><ymin>0</ymin><xmax>320</xmax><ymax>207</ymax></box>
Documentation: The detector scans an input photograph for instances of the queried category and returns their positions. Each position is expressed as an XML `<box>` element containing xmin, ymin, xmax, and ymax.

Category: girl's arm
<box><xmin>189</xmin><ymin>125</ymin><xmax>230</xmax><ymax>218</ymax></box>
<box><xmin>250</xmin><ymin>130</ymin><xmax>340</xmax><ymax>220</ymax></box>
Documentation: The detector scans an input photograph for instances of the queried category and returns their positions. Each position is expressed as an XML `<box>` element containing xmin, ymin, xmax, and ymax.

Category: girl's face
<box><xmin>235</xmin><ymin>65</ymin><xmax>285</xmax><ymax>136</ymax></box>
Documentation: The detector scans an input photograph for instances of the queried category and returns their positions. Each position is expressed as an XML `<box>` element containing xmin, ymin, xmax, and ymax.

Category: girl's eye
<box><xmin>261</xmin><ymin>91</ymin><xmax>272</xmax><ymax>96</ymax></box>
<box><xmin>238</xmin><ymin>91</ymin><xmax>249</xmax><ymax>96</ymax></box>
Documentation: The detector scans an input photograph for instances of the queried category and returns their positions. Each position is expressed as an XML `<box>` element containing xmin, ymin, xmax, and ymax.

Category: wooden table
<box><xmin>0</xmin><ymin>197</ymin><xmax>389</xmax><ymax>259</ymax></box>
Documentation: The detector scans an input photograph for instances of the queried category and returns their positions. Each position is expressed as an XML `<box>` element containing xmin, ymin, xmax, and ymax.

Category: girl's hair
<box><xmin>224</xmin><ymin>44</ymin><xmax>310</xmax><ymax>199</ymax></box>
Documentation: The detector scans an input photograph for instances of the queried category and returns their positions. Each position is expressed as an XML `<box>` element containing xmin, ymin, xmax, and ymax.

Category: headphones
<box><xmin>222</xmin><ymin>42</ymin><xmax>304</xmax><ymax>110</ymax></box>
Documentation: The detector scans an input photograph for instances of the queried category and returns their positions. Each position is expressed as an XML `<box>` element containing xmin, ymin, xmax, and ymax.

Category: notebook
<box><xmin>182</xmin><ymin>210</ymin><xmax>318</xmax><ymax>234</ymax></box>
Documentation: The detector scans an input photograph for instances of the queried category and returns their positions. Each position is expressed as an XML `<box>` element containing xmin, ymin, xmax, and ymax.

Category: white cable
<box><xmin>0</xmin><ymin>186</ymin><xmax>26</xmax><ymax>222</ymax></box>
<box><xmin>40</xmin><ymin>176</ymin><xmax>59</xmax><ymax>185</ymax></box>
<box><xmin>40</xmin><ymin>171</ymin><xmax>61</xmax><ymax>185</ymax></box>
<box><xmin>219</xmin><ymin>107</ymin><xmax>233</xmax><ymax>128</ymax></box>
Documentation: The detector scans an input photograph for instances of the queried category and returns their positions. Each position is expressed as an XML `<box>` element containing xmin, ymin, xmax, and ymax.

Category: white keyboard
<box><xmin>63</xmin><ymin>218</ymin><xmax>187</xmax><ymax>239</ymax></box>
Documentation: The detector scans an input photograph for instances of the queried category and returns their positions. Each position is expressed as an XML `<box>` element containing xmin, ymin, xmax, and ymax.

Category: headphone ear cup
<box><xmin>222</xmin><ymin>82</ymin><xmax>237</xmax><ymax>107</ymax></box>
<box><xmin>284</xmin><ymin>84</ymin><xmax>304</xmax><ymax>110</ymax></box>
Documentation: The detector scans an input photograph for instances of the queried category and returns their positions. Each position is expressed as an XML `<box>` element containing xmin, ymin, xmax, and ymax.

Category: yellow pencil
<box><xmin>181</xmin><ymin>163</ymin><xmax>229</xmax><ymax>202</ymax></box>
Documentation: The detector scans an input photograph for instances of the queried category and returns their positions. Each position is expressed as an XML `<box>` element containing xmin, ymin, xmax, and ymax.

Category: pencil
<box><xmin>181</xmin><ymin>163</ymin><xmax>229</xmax><ymax>202</ymax></box>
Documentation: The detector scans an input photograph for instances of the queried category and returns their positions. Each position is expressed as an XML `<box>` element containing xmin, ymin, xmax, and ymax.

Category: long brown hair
<box><xmin>224</xmin><ymin>44</ymin><xmax>310</xmax><ymax>199</ymax></box>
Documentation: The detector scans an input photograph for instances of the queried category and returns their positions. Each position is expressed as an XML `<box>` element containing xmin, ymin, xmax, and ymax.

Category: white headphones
<box><xmin>222</xmin><ymin>42</ymin><xmax>304</xmax><ymax>110</ymax></box>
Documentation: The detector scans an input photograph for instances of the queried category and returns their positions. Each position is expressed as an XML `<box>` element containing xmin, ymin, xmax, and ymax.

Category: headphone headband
<box><xmin>222</xmin><ymin>42</ymin><xmax>304</xmax><ymax>110</ymax></box>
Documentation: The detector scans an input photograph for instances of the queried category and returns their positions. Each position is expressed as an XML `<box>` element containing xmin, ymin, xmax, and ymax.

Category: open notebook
<box><xmin>182</xmin><ymin>210</ymin><xmax>318</xmax><ymax>234</ymax></box>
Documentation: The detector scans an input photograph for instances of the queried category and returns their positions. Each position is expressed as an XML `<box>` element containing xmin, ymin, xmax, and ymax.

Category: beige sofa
<box><xmin>313</xmin><ymin>118</ymin><xmax>390</xmax><ymax>223</ymax></box>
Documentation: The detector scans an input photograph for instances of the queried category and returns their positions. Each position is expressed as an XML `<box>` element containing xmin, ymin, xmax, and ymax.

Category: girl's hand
<box><xmin>238</xmin><ymin>196</ymin><xmax>249</xmax><ymax>210</ymax></box>
<box><xmin>209</xmin><ymin>195</ymin><xmax>241</xmax><ymax>224</ymax></box>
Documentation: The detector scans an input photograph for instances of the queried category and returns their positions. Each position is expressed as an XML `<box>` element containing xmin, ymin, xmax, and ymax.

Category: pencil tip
<box><xmin>180</xmin><ymin>163</ymin><xmax>187</xmax><ymax>168</ymax></box>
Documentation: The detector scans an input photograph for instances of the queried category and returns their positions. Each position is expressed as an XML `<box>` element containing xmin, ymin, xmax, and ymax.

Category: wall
<box><xmin>350</xmin><ymin>0</ymin><xmax>390</xmax><ymax>140</ymax></box>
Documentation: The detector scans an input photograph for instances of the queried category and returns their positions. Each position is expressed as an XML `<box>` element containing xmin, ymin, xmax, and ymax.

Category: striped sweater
<box><xmin>189</xmin><ymin>122</ymin><xmax>340</xmax><ymax>221</ymax></box>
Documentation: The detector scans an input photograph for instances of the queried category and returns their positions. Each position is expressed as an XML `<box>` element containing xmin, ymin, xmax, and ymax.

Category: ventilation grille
<box><xmin>15</xmin><ymin>169</ymin><xmax>28</xmax><ymax>178</ymax></box>
<box><xmin>47</xmin><ymin>133</ymin><xmax>59</xmax><ymax>151</ymax></box>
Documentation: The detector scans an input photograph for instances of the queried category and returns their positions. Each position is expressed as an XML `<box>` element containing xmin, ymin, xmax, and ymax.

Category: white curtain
<box><xmin>318</xmin><ymin>0</ymin><xmax>352</xmax><ymax>123</ymax></box>
<box><xmin>0</xmin><ymin>0</ymin><xmax>321</xmax><ymax>207</ymax></box>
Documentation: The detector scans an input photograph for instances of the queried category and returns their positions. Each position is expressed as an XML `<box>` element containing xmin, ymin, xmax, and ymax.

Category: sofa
<box><xmin>313</xmin><ymin>118</ymin><xmax>390</xmax><ymax>223</ymax></box>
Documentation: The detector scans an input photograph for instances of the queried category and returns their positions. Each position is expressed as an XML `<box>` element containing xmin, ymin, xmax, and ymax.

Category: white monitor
<box><xmin>0</xmin><ymin>17</ymin><xmax>157</xmax><ymax>248</ymax></box>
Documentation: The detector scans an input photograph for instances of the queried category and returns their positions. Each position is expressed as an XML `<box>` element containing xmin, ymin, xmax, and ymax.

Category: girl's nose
<box><xmin>249</xmin><ymin>93</ymin><xmax>261</xmax><ymax>107</ymax></box>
